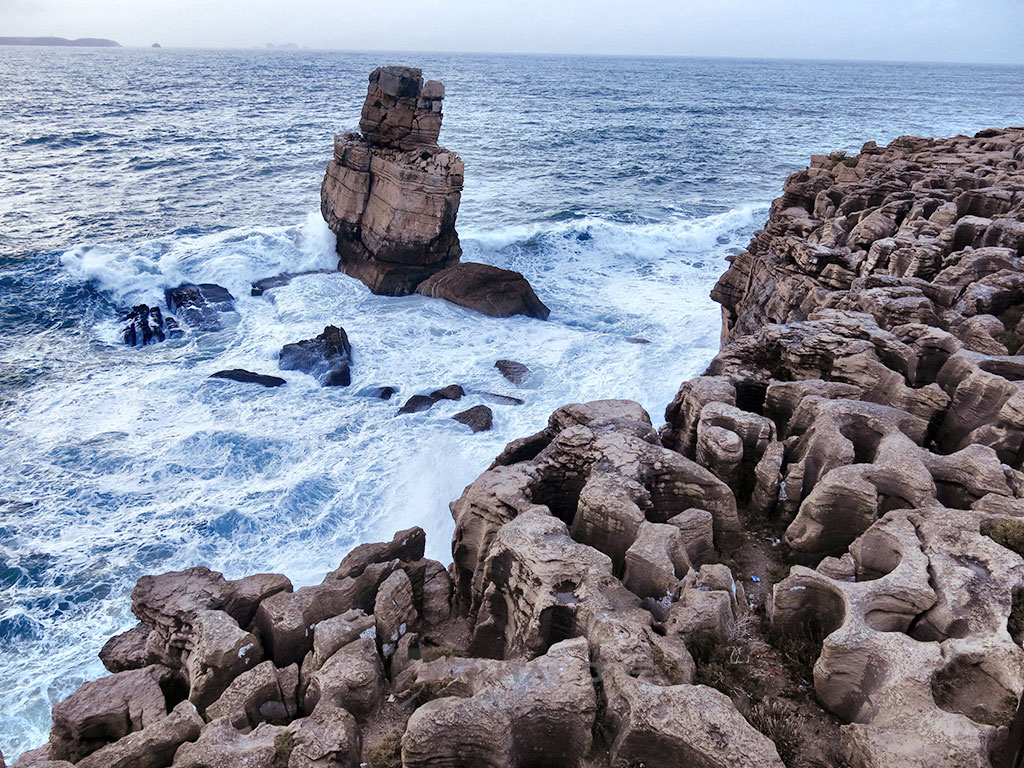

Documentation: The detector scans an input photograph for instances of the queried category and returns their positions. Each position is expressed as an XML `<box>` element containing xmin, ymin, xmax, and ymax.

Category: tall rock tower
<box><xmin>321</xmin><ymin>66</ymin><xmax>464</xmax><ymax>296</ymax></box>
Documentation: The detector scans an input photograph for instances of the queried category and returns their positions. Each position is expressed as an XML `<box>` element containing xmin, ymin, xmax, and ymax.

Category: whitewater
<box><xmin>2</xmin><ymin>47</ymin><xmax>1024</xmax><ymax>757</ymax></box>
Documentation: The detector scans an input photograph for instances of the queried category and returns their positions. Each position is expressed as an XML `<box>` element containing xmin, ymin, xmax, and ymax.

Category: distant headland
<box><xmin>0</xmin><ymin>36</ymin><xmax>120</xmax><ymax>47</ymax></box>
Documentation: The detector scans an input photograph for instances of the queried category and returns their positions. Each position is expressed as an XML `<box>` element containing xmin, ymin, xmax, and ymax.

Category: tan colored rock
<box><xmin>402</xmin><ymin>638</ymin><xmax>596</xmax><ymax>768</ymax></box>
<box><xmin>75</xmin><ymin>701</ymin><xmax>203</xmax><ymax>768</ymax></box>
<box><xmin>49</xmin><ymin>665</ymin><xmax>172</xmax><ymax>762</ymax></box>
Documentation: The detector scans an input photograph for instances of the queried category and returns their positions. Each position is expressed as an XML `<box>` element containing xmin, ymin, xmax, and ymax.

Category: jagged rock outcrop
<box><xmin>320</xmin><ymin>67</ymin><xmax>548</xmax><ymax>317</ymax></box>
<box><xmin>278</xmin><ymin>325</ymin><xmax>353</xmax><ymax>387</ymax></box>
<box><xmin>19</xmin><ymin>128</ymin><xmax>1024</xmax><ymax>768</ymax></box>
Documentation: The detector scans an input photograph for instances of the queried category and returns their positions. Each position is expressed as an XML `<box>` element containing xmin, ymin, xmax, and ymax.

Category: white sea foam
<box><xmin>0</xmin><ymin>204</ymin><xmax>762</xmax><ymax>753</ymax></box>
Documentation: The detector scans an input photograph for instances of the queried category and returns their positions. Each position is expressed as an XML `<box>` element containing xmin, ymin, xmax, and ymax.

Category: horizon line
<box><xmin>4</xmin><ymin>38</ymin><xmax>1024</xmax><ymax>68</ymax></box>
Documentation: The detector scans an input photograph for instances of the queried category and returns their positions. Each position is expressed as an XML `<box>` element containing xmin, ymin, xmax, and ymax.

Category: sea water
<box><xmin>1</xmin><ymin>47</ymin><xmax>1023</xmax><ymax>756</ymax></box>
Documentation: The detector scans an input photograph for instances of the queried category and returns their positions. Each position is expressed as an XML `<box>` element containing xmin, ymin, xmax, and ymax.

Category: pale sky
<box><xmin>2</xmin><ymin>0</ymin><xmax>1023</xmax><ymax>64</ymax></box>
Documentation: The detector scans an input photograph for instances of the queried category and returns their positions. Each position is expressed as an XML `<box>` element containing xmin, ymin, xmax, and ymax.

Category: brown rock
<box><xmin>415</xmin><ymin>261</ymin><xmax>550</xmax><ymax>320</ymax></box>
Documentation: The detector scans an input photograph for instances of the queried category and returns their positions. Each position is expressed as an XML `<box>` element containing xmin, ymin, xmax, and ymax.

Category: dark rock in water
<box><xmin>250</xmin><ymin>269</ymin><xmax>334</xmax><ymax>296</ymax></box>
<box><xmin>121</xmin><ymin>304</ymin><xmax>180</xmax><ymax>346</ymax></box>
<box><xmin>362</xmin><ymin>386</ymin><xmax>397</xmax><ymax>400</ymax></box>
<box><xmin>495</xmin><ymin>359</ymin><xmax>530</xmax><ymax>386</ymax></box>
<box><xmin>429</xmin><ymin>384</ymin><xmax>464</xmax><ymax>401</ymax></box>
<box><xmin>625</xmin><ymin>337</ymin><xmax>651</xmax><ymax>344</ymax></box>
<box><xmin>209</xmin><ymin>369</ymin><xmax>286</xmax><ymax>388</ymax></box>
<box><xmin>471</xmin><ymin>390</ymin><xmax>525</xmax><ymax>406</ymax></box>
<box><xmin>416</xmin><ymin>262</ymin><xmax>550</xmax><ymax>320</ymax></box>
<box><xmin>398</xmin><ymin>395</ymin><xmax>435</xmax><ymax>414</ymax></box>
<box><xmin>453</xmin><ymin>405</ymin><xmax>493</xmax><ymax>433</ymax></box>
<box><xmin>398</xmin><ymin>384</ymin><xmax>466</xmax><ymax>415</ymax></box>
<box><xmin>278</xmin><ymin>325</ymin><xmax>352</xmax><ymax>387</ymax></box>
<box><xmin>165</xmin><ymin>283</ymin><xmax>235</xmax><ymax>331</ymax></box>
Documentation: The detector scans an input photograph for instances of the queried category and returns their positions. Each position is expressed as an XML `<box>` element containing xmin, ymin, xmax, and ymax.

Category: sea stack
<box><xmin>321</xmin><ymin>66</ymin><xmax>464</xmax><ymax>296</ymax></box>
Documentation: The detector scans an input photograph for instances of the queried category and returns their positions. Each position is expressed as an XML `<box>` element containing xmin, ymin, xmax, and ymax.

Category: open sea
<box><xmin>1</xmin><ymin>47</ymin><xmax>1022</xmax><ymax>756</ymax></box>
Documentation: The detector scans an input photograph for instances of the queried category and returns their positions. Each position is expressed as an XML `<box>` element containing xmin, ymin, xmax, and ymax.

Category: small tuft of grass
<box><xmin>1010</xmin><ymin>589</ymin><xmax>1024</xmax><ymax>644</ymax></box>
<box><xmin>981</xmin><ymin>519</ymin><xmax>1024</xmax><ymax>558</ymax></box>
<box><xmin>364</xmin><ymin>728</ymin><xmax>404</xmax><ymax>768</ymax></box>
<box><xmin>746</xmin><ymin>699</ymin><xmax>800</xmax><ymax>765</ymax></box>
<box><xmin>692</xmin><ymin>615</ymin><xmax>775</xmax><ymax>700</ymax></box>
<box><xmin>272</xmin><ymin>732</ymin><xmax>295</xmax><ymax>768</ymax></box>
<box><xmin>772</xmin><ymin>624</ymin><xmax>825</xmax><ymax>685</ymax></box>
<box><xmin>420</xmin><ymin>150</ymin><xmax>432</xmax><ymax>161</ymax></box>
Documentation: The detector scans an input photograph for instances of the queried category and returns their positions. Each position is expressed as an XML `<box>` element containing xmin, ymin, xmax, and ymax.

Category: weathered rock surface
<box><xmin>23</xmin><ymin>128</ymin><xmax>1024</xmax><ymax>768</ymax></box>
<box><xmin>321</xmin><ymin>67</ymin><xmax>463</xmax><ymax>295</ymax></box>
<box><xmin>278</xmin><ymin>325</ymin><xmax>352</xmax><ymax>386</ymax></box>
<box><xmin>320</xmin><ymin>67</ymin><xmax>547</xmax><ymax>312</ymax></box>
<box><xmin>415</xmin><ymin>262</ymin><xmax>551</xmax><ymax>320</ymax></box>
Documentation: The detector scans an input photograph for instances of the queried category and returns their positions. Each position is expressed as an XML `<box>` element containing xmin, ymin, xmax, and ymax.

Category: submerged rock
<box><xmin>278</xmin><ymin>325</ymin><xmax>352</xmax><ymax>386</ymax></box>
<box><xmin>208</xmin><ymin>369</ymin><xmax>286</xmax><ymax>388</ymax></box>
<box><xmin>397</xmin><ymin>384</ymin><xmax>464</xmax><ymax>415</ymax></box>
<box><xmin>165</xmin><ymin>283</ymin><xmax>235</xmax><ymax>331</ymax></box>
<box><xmin>249</xmin><ymin>269</ymin><xmax>334</xmax><ymax>296</ymax></box>
<box><xmin>495</xmin><ymin>359</ymin><xmax>530</xmax><ymax>386</ymax></box>
<box><xmin>416</xmin><ymin>262</ymin><xmax>550</xmax><ymax>320</ymax></box>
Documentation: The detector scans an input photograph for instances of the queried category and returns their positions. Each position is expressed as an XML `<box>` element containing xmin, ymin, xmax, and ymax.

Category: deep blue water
<box><xmin>1</xmin><ymin>47</ymin><xmax>1023</xmax><ymax>756</ymax></box>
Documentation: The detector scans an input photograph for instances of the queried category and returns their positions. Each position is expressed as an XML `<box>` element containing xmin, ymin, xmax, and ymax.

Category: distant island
<box><xmin>0</xmin><ymin>36</ymin><xmax>120</xmax><ymax>47</ymax></box>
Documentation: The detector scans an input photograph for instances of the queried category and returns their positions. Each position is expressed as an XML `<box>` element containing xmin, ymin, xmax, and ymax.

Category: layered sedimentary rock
<box><xmin>321</xmin><ymin>67</ymin><xmax>464</xmax><ymax>296</ymax></box>
<box><xmin>320</xmin><ymin>67</ymin><xmax>548</xmax><ymax>317</ymax></box>
<box><xmin>20</xmin><ymin>128</ymin><xmax>1024</xmax><ymax>768</ymax></box>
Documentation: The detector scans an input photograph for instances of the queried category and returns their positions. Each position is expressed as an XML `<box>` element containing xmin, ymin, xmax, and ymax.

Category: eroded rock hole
<box><xmin>538</xmin><ymin>604</ymin><xmax>577</xmax><ymax>654</ymax></box>
<box><xmin>932</xmin><ymin>656</ymin><xmax>1018</xmax><ymax>727</ymax></box>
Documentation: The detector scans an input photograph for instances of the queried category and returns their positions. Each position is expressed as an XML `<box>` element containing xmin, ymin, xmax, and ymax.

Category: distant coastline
<box><xmin>0</xmin><ymin>36</ymin><xmax>120</xmax><ymax>47</ymax></box>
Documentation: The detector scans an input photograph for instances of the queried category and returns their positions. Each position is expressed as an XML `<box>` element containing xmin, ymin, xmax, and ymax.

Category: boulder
<box><xmin>415</xmin><ymin>262</ymin><xmax>550</xmax><ymax>320</ymax></box>
<box><xmin>452</xmin><ymin>404</ymin><xmax>493</xmax><ymax>432</ymax></box>
<box><xmin>402</xmin><ymin>638</ymin><xmax>596</xmax><ymax>768</ymax></box>
<box><xmin>75</xmin><ymin>701</ymin><xmax>203</xmax><ymax>768</ymax></box>
<box><xmin>278</xmin><ymin>325</ymin><xmax>352</xmax><ymax>386</ymax></box>
<box><xmin>49</xmin><ymin>665</ymin><xmax>172</xmax><ymax>762</ymax></box>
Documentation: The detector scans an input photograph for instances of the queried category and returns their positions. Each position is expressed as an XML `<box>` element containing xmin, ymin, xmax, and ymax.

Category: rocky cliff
<box><xmin>13</xmin><ymin>128</ymin><xmax>1024</xmax><ymax>768</ymax></box>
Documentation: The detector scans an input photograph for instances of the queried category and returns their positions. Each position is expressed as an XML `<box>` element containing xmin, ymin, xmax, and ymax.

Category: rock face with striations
<box><xmin>19</xmin><ymin>128</ymin><xmax>1024</xmax><ymax>768</ymax></box>
<box><xmin>320</xmin><ymin>67</ymin><xmax>548</xmax><ymax>319</ymax></box>
<box><xmin>321</xmin><ymin>66</ymin><xmax>464</xmax><ymax>296</ymax></box>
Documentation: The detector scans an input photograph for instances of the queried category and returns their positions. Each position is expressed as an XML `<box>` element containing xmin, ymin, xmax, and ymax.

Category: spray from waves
<box><xmin>58</xmin><ymin>209</ymin><xmax>339</xmax><ymax>309</ymax></box>
<box><xmin>0</xmin><ymin>202</ymin><xmax>763</xmax><ymax>758</ymax></box>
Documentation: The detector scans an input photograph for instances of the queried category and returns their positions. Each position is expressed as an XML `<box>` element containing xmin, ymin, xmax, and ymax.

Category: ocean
<box><xmin>1</xmin><ymin>46</ymin><xmax>1022</xmax><ymax>756</ymax></box>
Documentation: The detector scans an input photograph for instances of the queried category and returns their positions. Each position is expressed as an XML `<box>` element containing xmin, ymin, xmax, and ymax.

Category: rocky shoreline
<box><xmin>9</xmin><ymin>127</ymin><xmax>1024</xmax><ymax>767</ymax></box>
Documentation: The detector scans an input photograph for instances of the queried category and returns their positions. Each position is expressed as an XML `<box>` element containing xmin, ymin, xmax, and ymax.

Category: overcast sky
<box><xmin>3</xmin><ymin>0</ymin><xmax>1023</xmax><ymax>64</ymax></box>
